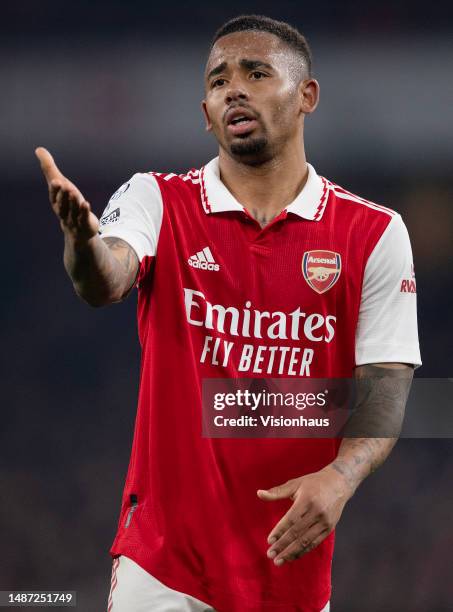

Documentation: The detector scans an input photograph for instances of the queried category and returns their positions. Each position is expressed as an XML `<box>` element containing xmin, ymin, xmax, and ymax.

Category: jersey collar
<box><xmin>200</xmin><ymin>156</ymin><xmax>329</xmax><ymax>221</ymax></box>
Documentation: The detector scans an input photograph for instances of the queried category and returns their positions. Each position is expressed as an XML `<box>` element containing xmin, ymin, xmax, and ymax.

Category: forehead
<box><xmin>206</xmin><ymin>30</ymin><xmax>292</xmax><ymax>76</ymax></box>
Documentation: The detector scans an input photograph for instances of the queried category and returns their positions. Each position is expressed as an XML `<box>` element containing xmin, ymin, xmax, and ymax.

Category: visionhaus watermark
<box><xmin>212</xmin><ymin>388</ymin><xmax>330</xmax><ymax>428</ymax></box>
<box><xmin>203</xmin><ymin>379</ymin><xmax>352</xmax><ymax>438</ymax></box>
<box><xmin>202</xmin><ymin>378</ymin><xmax>453</xmax><ymax>438</ymax></box>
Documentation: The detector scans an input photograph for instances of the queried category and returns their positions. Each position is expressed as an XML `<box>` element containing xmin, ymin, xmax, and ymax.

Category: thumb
<box><xmin>35</xmin><ymin>146</ymin><xmax>64</xmax><ymax>183</ymax></box>
<box><xmin>257</xmin><ymin>480</ymin><xmax>298</xmax><ymax>501</ymax></box>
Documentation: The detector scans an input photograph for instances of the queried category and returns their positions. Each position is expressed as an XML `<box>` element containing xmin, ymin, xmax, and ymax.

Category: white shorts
<box><xmin>107</xmin><ymin>555</ymin><xmax>331</xmax><ymax>612</ymax></box>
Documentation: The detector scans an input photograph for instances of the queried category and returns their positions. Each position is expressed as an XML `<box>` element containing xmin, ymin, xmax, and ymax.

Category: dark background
<box><xmin>1</xmin><ymin>1</ymin><xmax>452</xmax><ymax>610</ymax></box>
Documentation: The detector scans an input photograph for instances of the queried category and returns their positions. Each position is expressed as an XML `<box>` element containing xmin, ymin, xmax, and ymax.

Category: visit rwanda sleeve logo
<box><xmin>302</xmin><ymin>250</ymin><xmax>342</xmax><ymax>294</ymax></box>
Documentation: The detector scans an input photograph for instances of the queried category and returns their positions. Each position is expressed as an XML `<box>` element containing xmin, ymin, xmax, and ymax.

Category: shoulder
<box><xmin>322</xmin><ymin>175</ymin><xmax>411</xmax><ymax>264</ymax></box>
<box><xmin>134</xmin><ymin>167</ymin><xmax>203</xmax><ymax>206</ymax></box>
<box><xmin>112</xmin><ymin>166</ymin><xmax>202</xmax><ymax>204</ymax></box>
<box><xmin>325</xmin><ymin>176</ymin><xmax>398</xmax><ymax>221</ymax></box>
<box><xmin>118</xmin><ymin>166</ymin><xmax>202</xmax><ymax>192</ymax></box>
<box><xmin>144</xmin><ymin>167</ymin><xmax>202</xmax><ymax>187</ymax></box>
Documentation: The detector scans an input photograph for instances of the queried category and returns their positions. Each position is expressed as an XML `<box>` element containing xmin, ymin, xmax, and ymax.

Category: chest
<box><xmin>158</xmin><ymin>203</ymin><xmax>364</xmax><ymax>321</ymax></box>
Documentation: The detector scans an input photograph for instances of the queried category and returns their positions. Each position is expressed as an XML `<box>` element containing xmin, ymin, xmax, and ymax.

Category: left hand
<box><xmin>257</xmin><ymin>465</ymin><xmax>353</xmax><ymax>566</ymax></box>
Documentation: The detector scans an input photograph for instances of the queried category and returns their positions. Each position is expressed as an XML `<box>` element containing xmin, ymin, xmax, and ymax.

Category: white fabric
<box><xmin>355</xmin><ymin>214</ymin><xmax>421</xmax><ymax>367</ymax></box>
<box><xmin>107</xmin><ymin>555</ymin><xmax>215</xmax><ymax>611</ymax></box>
<box><xmin>203</xmin><ymin>157</ymin><xmax>325</xmax><ymax>221</ymax></box>
<box><xmin>98</xmin><ymin>173</ymin><xmax>163</xmax><ymax>262</ymax></box>
<box><xmin>107</xmin><ymin>555</ymin><xmax>331</xmax><ymax>611</ymax></box>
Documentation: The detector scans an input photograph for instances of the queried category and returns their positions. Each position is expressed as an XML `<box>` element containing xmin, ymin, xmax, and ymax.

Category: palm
<box><xmin>35</xmin><ymin>147</ymin><xmax>99</xmax><ymax>241</ymax></box>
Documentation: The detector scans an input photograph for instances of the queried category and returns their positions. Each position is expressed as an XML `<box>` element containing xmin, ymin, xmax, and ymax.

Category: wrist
<box><xmin>323</xmin><ymin>460</ymin><xmax>361</xmax><ymax>499</ymax></box>
<box><xmin>63</xmin><ymin>228</ymin><xmax>98</xmax><ymax>248</ymax></box>
<box><xmin>63</xmin><ymin>231</ymin><xmax>100</xmax><ymax>282</ymax></box>
<box><xmin>63</xmin><ymin>229</ymin><xmax>98</xmax><ymax>251</ymax></box>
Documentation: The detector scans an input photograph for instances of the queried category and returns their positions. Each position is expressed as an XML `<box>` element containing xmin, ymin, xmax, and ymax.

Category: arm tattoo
<box><xmin>102</xmin><ymin>237</ymin><xmax>139</xmax><ymax>298</ymax></box>
<box><xmin>64</xmin><ymin>234</ymin><xmax>139</xmax><ymax>306</ymax></box>
<box><xmin>96</xmin><ymin>236</ymin><xmax>139</xmax><ymax>299</ymax></box>
<box><xmin>344</xmin><ymin>364</ymin><xmax>414</xmax><ymax>438</ymax></box>
<box><xmin>331</xmin><ymin>364</ymin><xmax>414</xmax><ymax>494</ymax></box>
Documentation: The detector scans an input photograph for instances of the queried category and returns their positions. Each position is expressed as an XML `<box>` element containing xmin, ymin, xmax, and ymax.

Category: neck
<box><xmin>218</xmin><ymin>139</ymin><xmax>308</xmax><ymax>227</ymax></box>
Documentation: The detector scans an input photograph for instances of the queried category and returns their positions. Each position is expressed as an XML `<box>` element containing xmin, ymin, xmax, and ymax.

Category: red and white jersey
<box><xmin>99</xmin><ymin>158</ymin><xmax>421</xmax><ymax>612</ymax></box>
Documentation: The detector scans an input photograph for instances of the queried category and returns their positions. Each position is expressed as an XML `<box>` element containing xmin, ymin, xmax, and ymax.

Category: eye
<box><xmin>250</xmin><ymin>71</ymin><xmax>266</xmax><ymax>80</ymax></box>
<box><xmin>211</xmin><ymin>78</ymin><xmax>226</xmax><ymax>88</ymax></box>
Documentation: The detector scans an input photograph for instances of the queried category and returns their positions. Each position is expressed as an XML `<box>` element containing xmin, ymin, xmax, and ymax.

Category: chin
<box><xmin>229</xmin><ymin>136</ymin><xmax>272</xmax><ymax>166</ymax></box>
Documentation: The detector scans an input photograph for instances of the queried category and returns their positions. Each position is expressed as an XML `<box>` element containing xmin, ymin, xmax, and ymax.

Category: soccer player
<box><xmin>36</xmin><ymin>15</ymin><xmax>421</xmax><ymax>612</ymax></box>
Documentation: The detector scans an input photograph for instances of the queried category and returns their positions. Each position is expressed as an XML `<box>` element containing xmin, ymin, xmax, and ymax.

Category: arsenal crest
<box><xmin>302</xmin><ymin>250</ymin><xmax>342</xmax><ymax>294</ymax></box>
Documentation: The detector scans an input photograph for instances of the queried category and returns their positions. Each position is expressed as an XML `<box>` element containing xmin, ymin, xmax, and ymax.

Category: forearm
<box><xmin>63</xmin><ymin>233</ymin><xmax>135</xmax><ymax>306</ymax></box>
<box><xmin>35</xmin><ymin>147</ymin><xmax>139</xmax><ymax>305</ymax></box>
<box><xmin>328</xmin><ymin>363</ymin><xmax>414</xmax><ymax>494</ymax></box>
<box><xmin>329</xmin><ymin>437</ymin><xmax>397</xmax><ymax>495</ymax></box>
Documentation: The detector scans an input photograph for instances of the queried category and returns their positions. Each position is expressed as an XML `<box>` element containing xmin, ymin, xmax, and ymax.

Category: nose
<box><xmin>225</xmin><ymin>85</ymin><xmax>248</xmax><ymax>105</ymax></box>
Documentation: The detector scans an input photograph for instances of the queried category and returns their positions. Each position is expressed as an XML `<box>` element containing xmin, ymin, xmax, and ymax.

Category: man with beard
<box><xmin>36</xmin><ymin>14</ymin><xmax>420</xmax><ymax>612</ymax></box>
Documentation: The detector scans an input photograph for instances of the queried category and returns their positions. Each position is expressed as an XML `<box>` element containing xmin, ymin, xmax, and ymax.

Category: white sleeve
<box><xmin>355</xmin><ymin>214</ymin><xmax>422</xmax><ymax>367</ymax></box>
<box><xmin>98</xmin><ymin>173</ymin><xmax>163</xmax><ymax>262</ymax></box>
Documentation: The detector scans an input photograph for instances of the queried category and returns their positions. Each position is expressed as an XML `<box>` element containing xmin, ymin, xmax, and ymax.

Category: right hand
<box><xmin>35</xmin><ymin>147</ymin><xmax>99</xmax><ymax>242</ymax></box>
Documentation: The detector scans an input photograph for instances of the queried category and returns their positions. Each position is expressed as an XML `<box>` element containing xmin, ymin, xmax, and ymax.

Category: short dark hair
<box><xmin>211</xmin><ymin>14</ymin><xmax>313</xmax><ymax>78</ymax></box>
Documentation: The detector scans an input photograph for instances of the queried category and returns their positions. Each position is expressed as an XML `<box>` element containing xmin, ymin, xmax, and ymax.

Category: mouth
<box><xmin>225</xmin><ymin>107</ymin><xmax>259</xmax><ymax>137</ymax></box>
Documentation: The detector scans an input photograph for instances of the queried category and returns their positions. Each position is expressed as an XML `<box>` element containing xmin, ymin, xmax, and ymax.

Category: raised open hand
<box><xmin>35</xmin><ymin>147</ymin><xmax>99</xmax><ymax>242</ymax></box>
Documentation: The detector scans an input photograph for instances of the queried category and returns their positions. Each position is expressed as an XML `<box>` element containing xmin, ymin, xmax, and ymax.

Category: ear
<box><xmin>201</xmin><ymin>100</ymin><xmax>212</xmax><ymax>131</ymax></box>
<box><xmin>299</xmin><ymin>79</ymin><xmax>320</xmax><ymax>115</ymax></box>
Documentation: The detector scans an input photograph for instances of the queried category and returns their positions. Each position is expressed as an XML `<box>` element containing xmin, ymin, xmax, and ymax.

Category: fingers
<box><xmin>36</xmin><ymin>148</ymin><xmax>98</xmax><ymax>239</ymax></box>
<box><xmin>54</xmin><ymin>183</ymin><xmax>70</xmax><ymax>220</ymax></box>
<box><xmin>266</xmin><ymin>503</ymin><xmax>311</xmax><ymax>547</ymax></box>
<box><xmin>36</xmin><ymin>147</ymin><xmax>89</xmax><ymax>223</ymax></box>
<box><xmin>74</xmin><ymin>199</ymin><xmax>87</xmax><ymax>227</ymax></box>
<box><xmin>51</xmin><ymin>179</ymin><xmax>85</xmax><ymax>215</ymax></box>
<box><xmin>76</xmin><ymin>201</ymin><xmax>94</xmax><ymax>233</ymax></box>
<box><xmin>53</xmin><ymin>183</ymin><xmax>85</xmax><ymax>228</ymax></box>
<box><xmin>265</xmin><ymin>490</ymin><xmax>337</xmax><ymax>565</ymax></box>
<box><xmin>35</xmin><ymin>147</ymin><xmax>64</xmax><ymax>184</ymax></box>
<box><xmin>267</xmin><ymin>510</ymin><xmax>315</xmax><ymax>559</ymax></box>
<box><xmin>270</xmin><ymin>526</ymin><xmax>330</xmax><ymax>566</ymax></box>
<box><xmin>50</xmin><ymin>179</ymin><xmax>63</xmax><ymax>205</ymax></box>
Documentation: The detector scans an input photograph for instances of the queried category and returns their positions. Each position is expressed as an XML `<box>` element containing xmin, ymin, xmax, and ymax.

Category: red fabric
<box><xmin>109</xmin><ymin>170</ymin><xmax>391</xmax><ymax>611</ymax></box>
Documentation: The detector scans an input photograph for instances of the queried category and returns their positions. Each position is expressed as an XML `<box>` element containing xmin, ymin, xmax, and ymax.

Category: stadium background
<box><xmin>1</xmin><ymin>1</ymin><xmax>452</xmax><ymax>610</ymax></box>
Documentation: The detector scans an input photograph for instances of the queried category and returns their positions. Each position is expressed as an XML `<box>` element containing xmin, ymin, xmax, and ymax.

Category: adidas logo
<box><xmin>188</xmin><ymin>246</ymin><xmax>220</xmax><ymax>271</ymax></box>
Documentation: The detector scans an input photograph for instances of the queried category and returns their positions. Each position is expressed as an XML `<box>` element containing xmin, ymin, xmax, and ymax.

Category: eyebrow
<box><xmin>207</xmin><ymin>61</ymin><xmax>227</xmax><ymax>81</ymax></box>
<box><xmin>206</xmin><ymin>58</ymin><xmax>274</xmax><ymax>81</ymax></box>
<box><xmin>239</xmin><ymin>59</ymin><xmax>274</xmax><ymax>72</ymax></box>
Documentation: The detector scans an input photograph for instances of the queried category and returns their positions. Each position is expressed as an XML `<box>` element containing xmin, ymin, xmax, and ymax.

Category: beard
<box><xmin>229</xmin><ymin>135</ymin><xmax>272</xmax><ymax>166</ymax></box>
